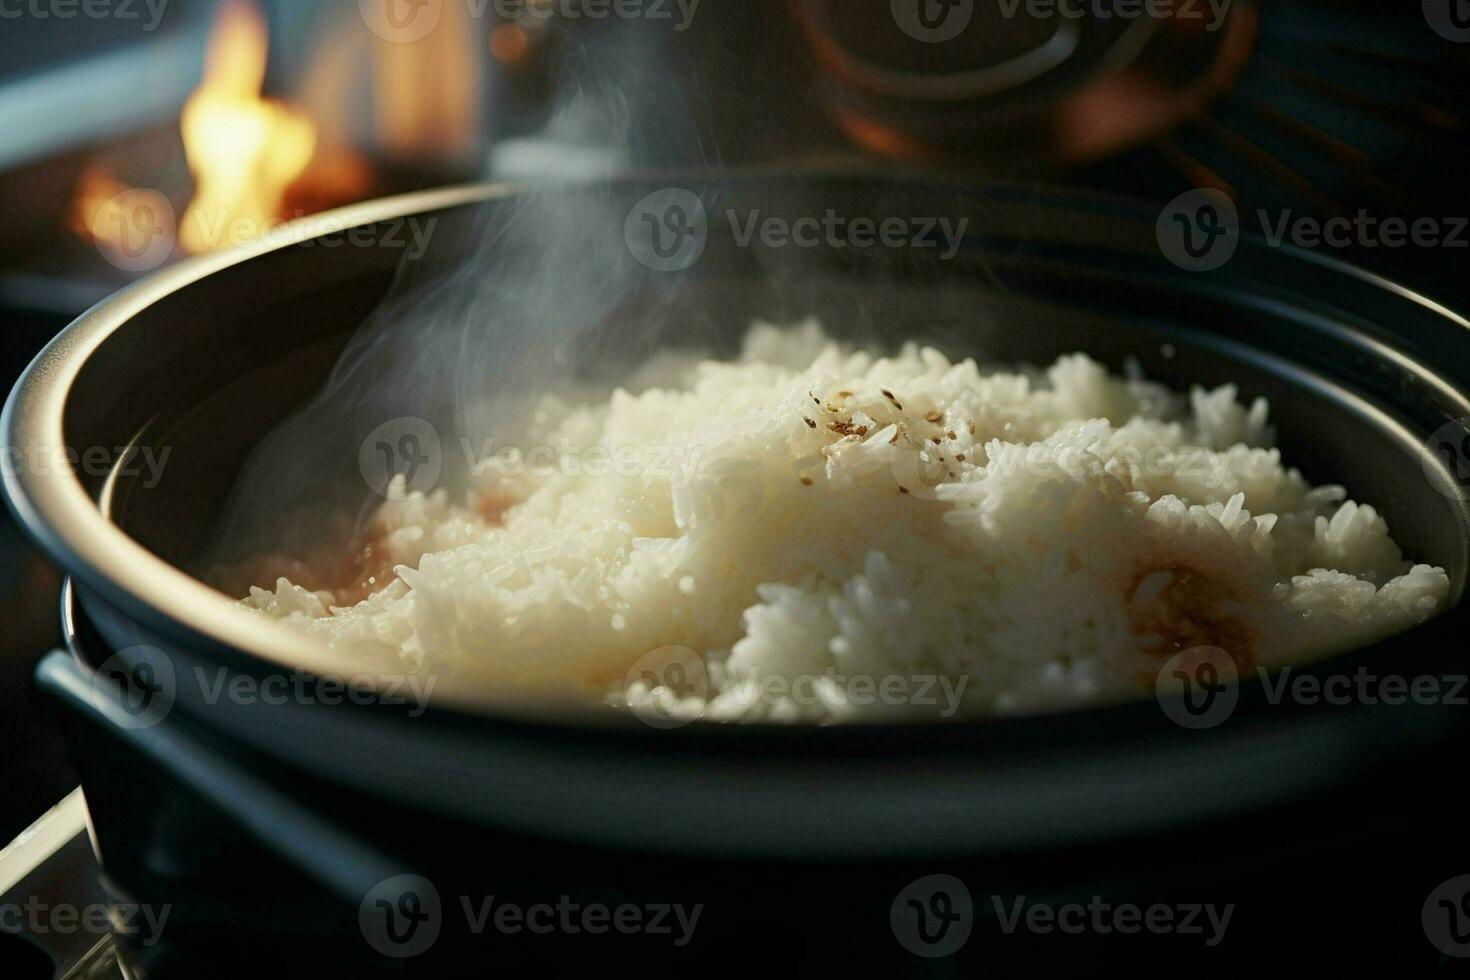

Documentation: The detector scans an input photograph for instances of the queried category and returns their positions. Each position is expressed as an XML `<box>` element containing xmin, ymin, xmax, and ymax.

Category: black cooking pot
<box><xmin>6</xmin><ymin>176</ymin><xmax>1470</xmax><ymax>973</ymax></box>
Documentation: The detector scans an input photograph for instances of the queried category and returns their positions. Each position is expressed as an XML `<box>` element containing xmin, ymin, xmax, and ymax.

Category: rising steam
<box><xmin>209</xmin><ymin>17</ymin><xmax>710</xmax><ymax>574</ymax></box>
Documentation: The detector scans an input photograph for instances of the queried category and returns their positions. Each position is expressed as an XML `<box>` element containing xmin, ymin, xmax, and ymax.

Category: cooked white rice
<box><xmin>243</xmin><ymin>321</ymin><xmax>1450</xmax><ymax>722</ymax></box>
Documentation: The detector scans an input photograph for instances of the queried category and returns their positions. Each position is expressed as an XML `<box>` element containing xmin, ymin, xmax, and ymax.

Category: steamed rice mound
<box><xmin>244</xmin><ymin>322</ymin><xmax>1450</xmax><ymax>722</ymax></box>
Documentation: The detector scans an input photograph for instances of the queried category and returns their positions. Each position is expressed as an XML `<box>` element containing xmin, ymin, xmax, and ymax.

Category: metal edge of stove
<box><xmin>0</xmin><ymin>787</ymin><xmax>134</xmax><ymax>979</ymax></box>
<box><xmin>0</xmin><ymin>17</ymin><xmax>208</xmax><ymax>174</ymax></box>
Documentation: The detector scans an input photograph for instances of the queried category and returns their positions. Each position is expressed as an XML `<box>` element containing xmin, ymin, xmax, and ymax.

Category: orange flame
<box><xmin>178</xmin><ymin>0</ymin><xmax>316</xmax><ymax>253</ymax></box>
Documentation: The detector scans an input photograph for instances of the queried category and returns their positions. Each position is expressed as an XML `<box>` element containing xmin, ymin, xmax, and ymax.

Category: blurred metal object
<box><xmin>0</xmin><ymin>789</ymin><xmax>132</xmax><ymax>980</ymax></box>
<box><xmin>790</xmin><ymin>0</ymin><xmax>1258</xmax><ymax>170</ymax></box>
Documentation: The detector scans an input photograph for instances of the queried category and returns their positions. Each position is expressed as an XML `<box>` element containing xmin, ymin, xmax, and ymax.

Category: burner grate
<box><xmin>1074</xmin><ymin>0</ymin><xmax>1470</xmax><ymax>302</ymax></box>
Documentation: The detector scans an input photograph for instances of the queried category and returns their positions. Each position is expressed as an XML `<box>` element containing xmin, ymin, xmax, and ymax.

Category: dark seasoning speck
<box><xmin>798</xmin><ymin>386</ymin><xmax>980</xmax><ymax>496</ymax></box>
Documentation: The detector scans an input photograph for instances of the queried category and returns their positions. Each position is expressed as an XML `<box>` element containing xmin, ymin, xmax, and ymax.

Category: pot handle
<box><xmin>35</xmin><ymin>649</ymin><xmax>404</xmax><ymax>907</ymax></box>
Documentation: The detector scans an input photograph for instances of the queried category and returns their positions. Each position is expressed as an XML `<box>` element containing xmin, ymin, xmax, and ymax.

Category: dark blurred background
<box><xmin>2</xmin><ymin>0</ymin><xmax>1468</xmax><ymax>844</ymax></box>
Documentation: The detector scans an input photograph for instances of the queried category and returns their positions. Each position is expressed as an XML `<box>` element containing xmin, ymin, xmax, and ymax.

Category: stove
<box><xmin>0</xmin><ymin>792</ymin><xmax>128</xmax><ymax>979</ymax></box>
<box><xmin>4</xmin><ymin>1</ymin><xmax>1467</xmax><ymax>319</ymax></box>
<box><xmin>9</xmin><ymin>622</ymin><xmax>1470</xmax><ymax>976</ymax></box>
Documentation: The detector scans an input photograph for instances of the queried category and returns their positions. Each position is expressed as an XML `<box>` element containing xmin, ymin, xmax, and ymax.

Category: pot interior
<box><xmin>63</xmin><ymin>179</ymin><xmax>1470</xmax><ymax>653</ymax></box>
